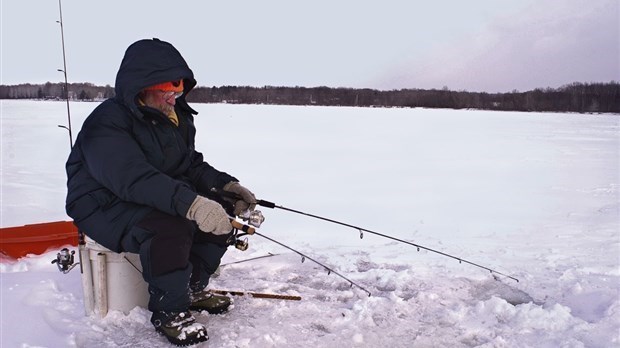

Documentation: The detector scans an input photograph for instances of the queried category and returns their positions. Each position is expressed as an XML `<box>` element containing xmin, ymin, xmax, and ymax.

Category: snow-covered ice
<box><xmin>1</xmin><ymin>100</ymin><xmax>619</xmax><ymax>347</ymax></box>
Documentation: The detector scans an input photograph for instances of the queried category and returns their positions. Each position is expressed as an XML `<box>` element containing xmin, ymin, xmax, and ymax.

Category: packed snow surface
<box><xmin>1</xmin><ymin>100</ymin><xmax>619</xmax><ymax>347</ymax></box>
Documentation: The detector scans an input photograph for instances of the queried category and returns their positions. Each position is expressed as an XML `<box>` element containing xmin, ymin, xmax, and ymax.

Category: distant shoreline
<box><xmin>1</xmin><ymin>81</ymin><xmax>619</xmax><ymax>114</ymax></box>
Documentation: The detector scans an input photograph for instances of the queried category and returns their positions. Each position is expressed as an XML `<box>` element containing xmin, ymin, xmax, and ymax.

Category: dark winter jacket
<box><xmin>65</xmin><ymin>38</ymin><xmax>236</xmax><ymax>252</ymax></box>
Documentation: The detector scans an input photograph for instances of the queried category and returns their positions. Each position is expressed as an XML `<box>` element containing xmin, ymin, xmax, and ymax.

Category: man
<box><xmin>65</xmin><ymin>38</ymin><xmax>256</xmax><ymax>346</ymax></box>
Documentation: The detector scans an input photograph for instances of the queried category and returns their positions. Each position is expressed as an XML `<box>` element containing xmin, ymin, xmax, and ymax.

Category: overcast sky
<box><xmin>1</xmin><ymin>0</ymin><xmax>618</xmax><ymax>92</ymax></box>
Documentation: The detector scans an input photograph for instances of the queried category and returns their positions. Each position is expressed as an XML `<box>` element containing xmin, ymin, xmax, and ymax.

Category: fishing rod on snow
<box><xmin>215</xmin><ymin>189</ymin><xmax>520</xmax><ymax>283</ymax></box>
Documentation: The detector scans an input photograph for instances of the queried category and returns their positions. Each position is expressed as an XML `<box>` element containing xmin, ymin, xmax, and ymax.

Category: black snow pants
<box><xmin>121</xmin><ymin>209</ymin><xmax>229</xmax><ymax>313</ymax></box>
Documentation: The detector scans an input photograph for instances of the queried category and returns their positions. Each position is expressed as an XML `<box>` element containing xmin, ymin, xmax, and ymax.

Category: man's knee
<box><xmin>133</xmin><ymin>210</ymin><xmax>196</xmax><ymax>276</ymax></box>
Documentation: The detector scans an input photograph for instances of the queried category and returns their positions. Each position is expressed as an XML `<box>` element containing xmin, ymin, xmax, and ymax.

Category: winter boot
<box><xmin>151</xmin><ymin>310</ymin><xmax>208</xmax><ymax>346</ymax></box>
<box><xmin>189</xmin><ymin>289</ymin><xmax>231</xmax><ymax>314</ymax></box>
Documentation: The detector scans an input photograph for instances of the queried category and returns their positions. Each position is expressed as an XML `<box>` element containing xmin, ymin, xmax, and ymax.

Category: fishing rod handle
<box><xmin>230</xmin><ymin>219</ymin><xmax>255</xmax><ymax>235</ymax></box>
<box><xmin>256</xmin><ymin>199</ymin><xmax>276</xmax><ymax>209</ymax></box>
<box><xmin>210</xmin><ymin>187</ymin><xmax>276</xmax><ymax>209</ymax></box>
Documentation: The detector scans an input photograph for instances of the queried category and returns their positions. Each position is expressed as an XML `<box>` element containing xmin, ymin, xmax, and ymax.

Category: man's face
<box><xmin>141</xmin><ymin>89</ymin><xmax>179</xmax><ymax>115</ymax></box>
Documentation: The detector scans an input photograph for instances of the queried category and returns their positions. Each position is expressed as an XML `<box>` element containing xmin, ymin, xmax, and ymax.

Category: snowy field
<box><xmin>1</xmin><ymin>99</ymin><xmax>619</xmax><ymax>347</ymax></box>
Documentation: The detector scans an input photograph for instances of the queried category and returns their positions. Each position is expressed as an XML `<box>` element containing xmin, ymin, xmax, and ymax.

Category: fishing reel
<box><xmin>51</xmin><ymin>247</ymin><xmax>79</xmax><ymax>274</ymax></box>
<box><xmin>228</xmin><ymin>209</ymin><xmax>265</xmax><ymax>251</ymax></box>
<box><xmin>227</xmin><ymin>229</ymin><xmax>250</xmax><ymax>251</ymax></box>
<box><xmin>234</xmin><ymin>237</ymin><xmax>249</xmax><ymax>251</ymax></box>
<box><xmin>239</xmin><ymin>209</ymin><xmax>265</xmax><ymax>228</ymax></box>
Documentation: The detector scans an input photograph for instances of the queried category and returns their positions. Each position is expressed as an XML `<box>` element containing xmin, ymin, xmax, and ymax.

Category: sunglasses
<box><xmin>148</xmin><ymin>80</ymin><xmax>184</xmax><ymax>99</ymax></box>
<box><xmin>159</xmin><ymin>90</ymin><xmax>184</xmax><ymax>99</ymax></box>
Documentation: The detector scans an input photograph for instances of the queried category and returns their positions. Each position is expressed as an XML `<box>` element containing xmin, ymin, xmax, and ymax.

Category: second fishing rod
<box><xmin>214</xmin><ymin>188</ymin><xmax>520</xmax><ymax>283</ymax></box>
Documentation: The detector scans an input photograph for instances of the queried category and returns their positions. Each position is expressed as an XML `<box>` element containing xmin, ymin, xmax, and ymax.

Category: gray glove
<box><xmin>223</xmin><ymin>181</ymin><xmax>257</xmax><ymax>216</ymax></box>
<box><xmin>186</xmin><ymin>195</ymin><xmax>232</xmax><ymax>235</ymax></box>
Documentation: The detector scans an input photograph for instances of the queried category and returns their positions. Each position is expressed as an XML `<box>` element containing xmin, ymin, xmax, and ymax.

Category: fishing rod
<box><xmin>56</xmin><ymin>0</ymin><xmax>73</xmax><ymax>149</ymax></box>
<box><xmin>254</xmin><ymin>232</ymin><xmax>371</xmax><ymax>296</ymax></box>
<box><xmin>227</xmin><ymin>220</ymin><xmax>371</xmax><ymax>296</ymax></box>
<box><xmin>209</xmin><ymin>289</ymin><xmax>301</xmax><ymax>301</ymax></box>
<box><xmin>215</xmin><ymin>188</ymin><xmax>519</xmax><ymax>283</ymax></box>
<box><xmin>220</xmin><ymin>252</ymin><xmax>279</xmax><ymax>267</ymax></box>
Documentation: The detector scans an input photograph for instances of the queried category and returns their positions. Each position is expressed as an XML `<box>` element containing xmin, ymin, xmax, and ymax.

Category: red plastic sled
<box><xmin>0</xmin><ymin>221</ymin><xmax>78</xmax><ymax>259</ymax></box>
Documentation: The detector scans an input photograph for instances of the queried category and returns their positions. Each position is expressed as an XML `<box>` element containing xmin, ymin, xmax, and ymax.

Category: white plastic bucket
<box><xmin>81</xmin><ymin>237</ymin><xmax>148</xmax><ymax>317</ymax></box>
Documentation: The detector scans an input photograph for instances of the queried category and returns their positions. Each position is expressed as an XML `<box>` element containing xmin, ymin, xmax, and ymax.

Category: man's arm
<box><xmin>80</xmin><ymin>115</ymin><xmax>197</xmax><ymax>217</ymax></box>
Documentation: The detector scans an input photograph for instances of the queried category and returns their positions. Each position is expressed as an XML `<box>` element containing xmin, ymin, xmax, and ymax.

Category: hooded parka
<box><xmin>65</xmin><ymin>38</ymin><xmax>235</xmax><ymax>252</ymax></box>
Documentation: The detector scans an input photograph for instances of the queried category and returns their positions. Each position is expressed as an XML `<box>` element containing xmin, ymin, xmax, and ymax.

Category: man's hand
<box><xmin>186</xmin><ymin>196</ymin><xmax>232</xmax><ymax>235</ymax></box>
<box><xmin>223</xmin><ymin>181</ymin><xmax>257</xmax><ymax>216</ymax></box>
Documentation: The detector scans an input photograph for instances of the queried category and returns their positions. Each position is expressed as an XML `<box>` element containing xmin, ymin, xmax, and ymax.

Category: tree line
<box><xmin>1</xmin><ymin>81</ymin><xmax>618</xmax><ymax>113</ymax></box>
<box><xmin>0</xmin><ymin>82</ymin><xmax>114</xmax><ymax>101</ymax></box>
